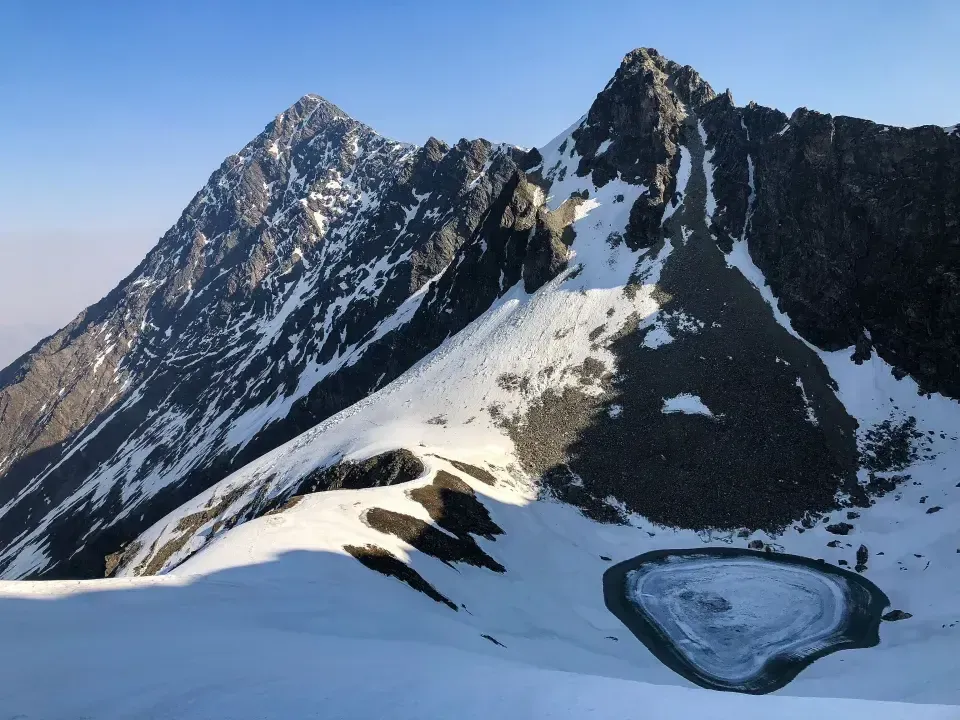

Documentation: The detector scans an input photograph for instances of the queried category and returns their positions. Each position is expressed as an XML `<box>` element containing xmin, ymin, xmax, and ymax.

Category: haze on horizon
<box><xmin>1</xmin><ymin>0</ymin><xmax>957</xmax><ymax>366</ymax></box>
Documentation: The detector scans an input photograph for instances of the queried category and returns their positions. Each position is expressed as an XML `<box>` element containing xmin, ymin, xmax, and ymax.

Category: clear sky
<box><xmin>1</xmin><ymin>0</ymin><xmax>957</xmax><ymax>364</ymax></box>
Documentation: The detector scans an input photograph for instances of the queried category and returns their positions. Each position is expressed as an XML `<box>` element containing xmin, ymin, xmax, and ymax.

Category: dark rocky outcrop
<box><xmin>288</xmin><ymin>449</ymin><xmax>424</xmax><ymax>495</ymax></box>
<box><xmin>826</xmin><ymin>523</ymin><xmax>855</xmax><ymax>536</ymax></box>
<box><xmin>431</xmin><ymin>457</ymin><xmax>497</xmax><ymax>486</ymax></box>
<box><xmin>364</xmin><ymin>507</ymin><xmax>504</xmax><ymax>573</ymax></box>
<box><xmin>408</xmin><ymin>470</ymin><xmax>503</xmax><ymax>541</ymax></box>
<box><xmin>571</xmin><ymin>49</ymin><xmax>714</xmax><ymax>250</ymax></box>
<box><xmin>362</xmin><ymin>469</ymin><xmax>505</xmax><ymax>573</ymax></box>
<box><xmin>702</xmin><ymin>95</ymin><xmax>960</xmax><ymax>398</ymax></box>
<box><xmin>343</xmin><ymin>544</ymin><xmax>457</xmax><ymax>610</ymax></box>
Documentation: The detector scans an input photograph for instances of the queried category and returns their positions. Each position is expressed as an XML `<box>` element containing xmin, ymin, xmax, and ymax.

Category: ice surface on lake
<box><xmin>608</xmin><ymin>550</ymin><xmax>888</xmax><ymax>693</ymax></box>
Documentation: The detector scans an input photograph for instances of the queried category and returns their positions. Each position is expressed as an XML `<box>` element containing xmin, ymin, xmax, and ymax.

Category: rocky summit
<box><xmin>0</xmin><ymin>47</ymin><xmax>957</xmax><ymax>588</ymax></box>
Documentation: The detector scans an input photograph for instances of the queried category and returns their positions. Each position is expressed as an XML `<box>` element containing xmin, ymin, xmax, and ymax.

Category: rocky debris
<box><xmin>364</xmin><ymin>507</ymin><xmax>504</xmax><ymax>573</ymax></box>
<box><xmin>112</xmin><ymin>484</ymin><xmax>252</xmax><ymax>578</ymax></box>
<box><xmin>865</xmin><ymin>472</ymin><xmax>908</xmax><ymax>498</ymax></box>
<box><xmin>481</xmin><ymin>634</ymin><xmax>506</xmax><ymax>647</ymax></box>
<box><xmin>287</xmin><ymin>449</ymin><xmax>424</xmax><ymax>495</ymax></box>
<box><xmin>926</xmin><ymin>505</ymin><xmax>943</xmax><ymax>514</ymax></box>
<box><xmin>343</xmin><ymin>544</ymin><xmax>456</xmax><ymax>610</ymax></box>
<box><xmin>104</xmin><ymin>541</ymin><xmax>141</xmax><ymax>578</ymax></box>
<box><xmin>432</xmin><ymin>456</ymin><xmax>498</xmax><ymax>486</ymax></box>
<box><xmin>860</xmin><ymin>417</ymin><xmax>924</xmax><ymax>473</ymax></box>
<box><xmin>540</xmin><ymin>466</ymin><xmax>627</xmax><ymax>525</ymax></box>
<box><xmin>882</xmin><ymin>610</ymin><xmax>913</xmax><ymax>621</ymax></box>
<box><xmin>262</xmin><ymin>496</ymin><xmax>304</xmax><ymax>515</ymax></box>
<box><xmin>496</xmin><ymin>373</ymin><xmax>531</xmax><ymax>394</ymax></box>
<box><xmin>826</xmin><ymin>522</ymin><xmax>855</xmax><ymax>536</ymax></box>
<box><xmin>408</xmin><ymin>470</ymin><xmax>503</xmax><ymax>541</ymax></box>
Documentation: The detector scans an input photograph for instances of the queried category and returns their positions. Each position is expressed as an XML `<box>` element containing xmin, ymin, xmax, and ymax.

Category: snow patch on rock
<box><xmin>661</xmin><ymin>393</ymin><xmax>714</xmax><ymax>418</ymax></box>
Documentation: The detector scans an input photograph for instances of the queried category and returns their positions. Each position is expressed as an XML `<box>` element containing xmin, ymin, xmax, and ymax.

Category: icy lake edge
<box><xmin>603</xmin><ymin>547</ymin><xmax>891</xmax><ymax>694</ymax></box>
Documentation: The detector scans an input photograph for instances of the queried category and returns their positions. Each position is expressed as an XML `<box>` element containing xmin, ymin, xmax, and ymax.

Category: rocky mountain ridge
<box><xmin>0</xmin><ymin>48</ymin><xmax>957</xmax><ymax>580</ymax></box>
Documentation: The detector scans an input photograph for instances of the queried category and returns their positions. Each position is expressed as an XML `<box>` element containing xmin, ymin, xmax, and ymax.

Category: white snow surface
<box><xmin>641</xmin><ymin>322</ymin><xmax>674</xmax><ymax>349</ymax></box>
<box><xmin>641</xmin><ymin>309</ymin><xmax>702</xmax><ymax>350</ymax></box>
<box><xmin>661</xmin><ymin>145</ymin><xmax>690</xmax><ymax>225</ymax></box>
<box><xmin>662</xmin><ymin>393</ymin><xmax>714</xmax><ymax>417</ymax></box>
<box><xmin>1</xmin><ymin>568</ymin><xmax>953</xmax><ymax>720</ymax></box>
<box><xmin>1</xmin><ymin>118</ymin><xmax>959</xmax><ymax>717</ymax></box>
<box><xmin>697</xmin><ymin>122</ymin><xmax>716</xmax><ymax>223</ymax></box>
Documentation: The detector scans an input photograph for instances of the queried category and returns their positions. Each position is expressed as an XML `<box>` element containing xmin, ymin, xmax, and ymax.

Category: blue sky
<box><xmin>0</xmin><ymin>0</ymin><xmax>957</xmax><ymax>358</ymax></box>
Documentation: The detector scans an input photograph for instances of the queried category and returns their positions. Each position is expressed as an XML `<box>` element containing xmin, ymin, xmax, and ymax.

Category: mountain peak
<box><xmin>271</xmin><ymin>93</ymin><xmax>356</xmax><ymax>135</ymax></box>
<box><xmin>294</xmin><ymin>93</ymin><xmax>342</xmax><ymax>112</ymax></box>
<box><xmin>617</xmin><ymin>47</ymin><xmax>715</xmax><ymax>108</ymax></box>
<box><xmin>620</xmin><ymin>46</ymin><xmax>663</xmax><ymax>66</ymax></box>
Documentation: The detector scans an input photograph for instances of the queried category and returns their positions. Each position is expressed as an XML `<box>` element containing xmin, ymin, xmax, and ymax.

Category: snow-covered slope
<box><xmin>1</xmin><ymin>47</ymin><xmax>958</xmax><ymax>715</ymax></box>
<box><xmin>2</xmin><ymin>573</ymin><xmax>955</xmax><ymax>719</ymax></box>
<box><xmin>99</xmin><ymin>55</ymin><xmax>960</xmax><ymax>706</ymax></box>
<box><xmin>0</xmin><ymin>96</ymin><xmax>530</xmax><ymax>579</ymax></box>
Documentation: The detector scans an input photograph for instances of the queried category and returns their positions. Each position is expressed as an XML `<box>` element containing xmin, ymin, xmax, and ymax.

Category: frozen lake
<box><xmin>604</xmin><ymin>548</ymin><xmax>890</xmax><ymax>694</ymax></box>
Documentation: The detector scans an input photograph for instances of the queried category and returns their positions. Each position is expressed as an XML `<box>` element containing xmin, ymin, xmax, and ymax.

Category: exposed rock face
<box><xmin>1</xmin><ymin>47</ymin><xmax>957</xmax><ymax>579</ymax></box>
<box><xmin>570</xmin><ymin>48</ymin><xmax>715</xmax><ymax>249</ymax></box>
<box><xmin>285</xmin><ymin>449</ymin><xmax>425</xmax><ymax>495</ymax></box>
<box><xmin>701</xmin><ymin>95</ymin><xmax>960</xmax><ymax>397</ymax></box>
